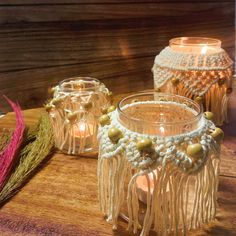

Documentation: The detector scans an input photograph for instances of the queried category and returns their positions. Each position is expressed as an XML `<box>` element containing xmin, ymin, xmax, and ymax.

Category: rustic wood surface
<box><xmin>0</xmin><ymin>91</ymin><xmax>235</xmax><ymax>236</ymax></box>
<box><xmin>0</xmin><ymin>0</ymin><xmax>234</xmax><ymax>111</ymax></box>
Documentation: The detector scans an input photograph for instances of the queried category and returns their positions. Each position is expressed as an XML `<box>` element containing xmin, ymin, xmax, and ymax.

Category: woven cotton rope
<box><xmin>46</xmin><ymin>78</ymin><xmax>111</xmax><ymax>155</ymax></box>
<box><xmin>97</xmin><ymin>99</ymin><xmax>223</xmax><ymax>236</ymax></box>
<box><xmin>152</xmin><ymin>46</ymin><xmax>233</xmax><ymax>126</ymax></box>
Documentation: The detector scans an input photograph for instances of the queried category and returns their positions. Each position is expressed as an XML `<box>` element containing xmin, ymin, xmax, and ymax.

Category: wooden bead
<box><xmin>67</xmin><ymin>112</ymin><xmax>79</xmax><ymax>123</ymax></box>
<box><xmin>136</xmin><ymin>138</ymin><xmax>153</xmax><ymax>151</ymax></box>
<box><xmin>218</xmin><ymin>78</ymin><xmax>226</xmax><ymax>86</ymax></box>
<box><xmin>49</xmin><ymin>86</ymin><xmax>56</xmax><ymax>94</ymax></box>
<box><xmin>83</xmin><ymin>102</ymin><xmax>93</xmax><ymax>110</ymax></box>
<box><xmin>107</xmin><ymin>91</ymin><xmax>113</xmax><ymax>97</ymax></box>
<box><xmin>194</xmin><ymin>96</ymin><xmax>203</xmax><ymax>103</ymax></box>
<box><xmin>187</xmin><ymin>143</ymin><xmax>204</xmax><ymax>159</ymax></box>
<box><xmin>227</xmin><ymin>87</ymin><xmax>233</xmax><ymax>94</ymax></box>
<box><xmin>211</xmin><ymin>128</ymin><xmax>224</xmax><ymax>142</ymax></box>
<box><xmin>204</xmin><ymin>111</ymin><xmax>214</xmax><ymax>120</ymax></box>
<box><xmin>171</xmin><ymin>78</ymin><xmax>179</xmax><ymax>86</ymax></box>
<box><xmin>101</xmin><ymin>107</ymin><xmax>108</xmax><ymax>114</ymax></box>
<box><xmin>107</xmin><ymin>106</ymin><xmax>116</xmax><ymax>113</ymax></box>
<box><xmin>108</xmin><ymin>127</ymin><xmax>123</xmax><ymax>143</ymax></box>
<box><xmin>45</xmin><ymin>104</ymin><xmax>53</xmax><ymax>112</ymax></box>
<box><xmin>99</xmin><ymin>114</ymin><xmax>110</xmax><ymax>126</ymax></box>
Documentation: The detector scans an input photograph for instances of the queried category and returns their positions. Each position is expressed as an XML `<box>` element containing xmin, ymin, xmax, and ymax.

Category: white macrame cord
<box><xmin>98</xmin><ymin>103</ymin><xmax>221</xmax><ymax>236</ymax></box>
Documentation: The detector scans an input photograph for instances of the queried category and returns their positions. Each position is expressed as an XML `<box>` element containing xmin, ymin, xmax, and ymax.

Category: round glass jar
<box><xmin>48</xmin><ymin>77</ymin><xmax>111</xmax><ymax>155</ymax></box>
<box><xmin>152</xmin><ymin>37</ymin><xmax>233</xmax><ymax>126</ymax></box>
<box><xmin>98</xmin><ymin>91</ymin><xmax>221</xmax><ymax>235</ymax></box>
<box><xmin>117</xmin><ymin>92</ymin><xmax>203</xmax><ymax>223</ymax></box>
<box><xmin>169</xmin><ymin>37</ymin><xmax>221</xmax><ymax>54</ymax></box>
<box><xmin>118</xmin><ymin>92</ymin><xmax>202</xmax><ymax>136</ymax></box>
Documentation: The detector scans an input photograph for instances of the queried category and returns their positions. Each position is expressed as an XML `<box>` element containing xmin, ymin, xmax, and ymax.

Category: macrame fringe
<box><xmin>98</xmin><ymin>150</ymin><xmax>220</xmax><ymax>236</ymax></box>
<box><xmin>98</xmin><ymin>152</ymin><xmax>130</xmax><ymax>230</ymax></box>
<box><xmin>163</xmin><ymin>82</ymin><xmax>228</xmax><ymax>126</ymax></box>
<box><xmin>48</xmin><ymin>79</ymin><xmax>111</xmax><ymax>155</ymax></box>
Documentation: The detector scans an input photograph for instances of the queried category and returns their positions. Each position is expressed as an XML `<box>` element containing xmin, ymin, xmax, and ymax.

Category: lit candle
<box><xmin>73</xmin><ymin>122</ymin><xmax>95</xmax><ymax>153</ymax></box>
<box><xmin>170</xmin><ymin>37</ymin><xmax>221</xmax><ymax>54</ymax></box>
<box><xmin>47</xmin><ymin>77</ymin><xmax>111</xmax><ymax>155</ymax></box>
<box><xmin>136</xmin><ymin>171</ymin><xmax>156</xmax><ymax>204</ymax></box>
<box><xmin>74</xmin><ymin>122</ymin><xmax>94</xmax><ymax>138</ymax></box>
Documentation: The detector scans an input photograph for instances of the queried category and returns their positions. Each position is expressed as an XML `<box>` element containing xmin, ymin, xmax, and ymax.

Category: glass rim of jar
<box><xmin>117</xmin><ymin>92</ymin><xmax>203</xmax><ymax>127</ymax></box>
<box><xmin>169</xmin><ymin>37</ymin><xmax>221</xmax><ymax>47</ymax></box>
<box><xmin>59</xmin><ymin>77</ymin><xmax>101</xmax><ymax>92</ymax></box>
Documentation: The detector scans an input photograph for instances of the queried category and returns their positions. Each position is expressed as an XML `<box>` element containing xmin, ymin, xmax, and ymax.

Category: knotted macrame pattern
<box><xmin>152</xmin><ymin>46</ymin><xmax>233</xmax><ymax>125</ymax></box>
<box><xmin>98</xmin><ymin>107</ymin><xmax>221</xmax><ymax>236</ymax></box>
<box><xmin>47</xmin><ymin>79</ymin><xmax>111</xmax><ymax>154</ymax></box>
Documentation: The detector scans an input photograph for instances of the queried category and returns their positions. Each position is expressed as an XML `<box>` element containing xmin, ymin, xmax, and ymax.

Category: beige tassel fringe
<box><xmin>98</xmin><ymin>151</ymin><xmax>220</xmax><ymax>236</ymax></box>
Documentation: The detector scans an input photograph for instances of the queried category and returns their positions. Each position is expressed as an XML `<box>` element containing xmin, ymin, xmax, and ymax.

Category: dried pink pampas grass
<box><xmin>0</xmin><ymin>96</ymin><xmax>25</xmax><ymax>189</ymax></box>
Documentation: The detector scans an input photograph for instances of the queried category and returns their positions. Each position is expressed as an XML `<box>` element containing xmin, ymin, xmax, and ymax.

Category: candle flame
<box><xmin>79</xmin><ymin>123</ymin><xmax>86</xmax><ymax>132</ymax></box>
<box><xmin>160</xmin><ymin>126</ymin><xmax>165</xmax><ymax>134</ymax></box>
<box><xmin>201</xmin><ymin>45</ymin><xmax>208</xmax><ymax>54</ymax></box>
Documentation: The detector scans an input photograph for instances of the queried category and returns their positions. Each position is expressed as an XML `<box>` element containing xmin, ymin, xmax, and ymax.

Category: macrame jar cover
<box><xmin>46</xmin><ymin>77</ymin><xmax>112</xmax><ymax>155</ymax></box>
<box><xmin>97</xmin><ymin>92</ymin><xmax>223</xmax><ymax>236</ymax></box>
<box><xmin>152</xmin><ymin>37</ymin><xmax>233</xmax><ymax>126</ymax></box>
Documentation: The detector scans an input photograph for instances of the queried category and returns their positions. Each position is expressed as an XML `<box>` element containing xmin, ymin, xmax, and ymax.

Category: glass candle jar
<box><xmin>98</xmin><ymin>92</ymin><xmax>222</xmax><ymax>235</ymax></box>
<box><xmin>152</xmin><ymin>37</ymin><xmax>233</xmax><ymax>126</ymax></box>
<box><xmin>169</xmin><ymin>37</ymin><xmax>222</xmax><ymax>54</ymax></box>
<box><xmin>118</xmin><ymin>92</ymin><xmax>202</xmax><ymax>136</ymax></box>
<box><xmin>47</xmin><ymin>77</ymin><xmax>111</xmax><ymax>155</ymax></box>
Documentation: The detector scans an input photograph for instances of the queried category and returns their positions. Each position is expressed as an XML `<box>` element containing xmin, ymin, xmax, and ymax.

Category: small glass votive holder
<box><xmin>98</xmin><ymin>92</ymin><xmax>223</xmax><ymax>235</ymax></box>
<box><xmin>46</xmin><ymin>77</ymin><xmax>112</xmax><ymax>155</ymax></box>
<box><xmin>152</xmin><ymin>37</ymin><xmax>233</xmax><ymax>125</ymax></box>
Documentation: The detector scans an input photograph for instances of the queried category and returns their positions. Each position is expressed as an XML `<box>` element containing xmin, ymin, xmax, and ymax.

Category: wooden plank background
<box><xmin>0</xmin><ymin>0</ymin><xmax>234</xmax><ymax>111</ymax></box>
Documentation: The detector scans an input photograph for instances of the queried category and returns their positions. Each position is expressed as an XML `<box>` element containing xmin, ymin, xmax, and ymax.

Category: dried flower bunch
<box><xmin>0</xmin><ymin>98</ymin><xmax>54</xmax><ymax>205</ymax></box>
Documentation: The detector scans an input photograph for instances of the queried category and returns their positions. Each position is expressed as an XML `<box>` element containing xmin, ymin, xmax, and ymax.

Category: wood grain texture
<box><xmin>0</xmin><ymin>23</ymin><xmax>234</xmax><ymax>73</ymax></box>
<box><xmin>0</xmin><ymin>95</ymin><xmax>235</xmax><ymax>235</ymax></box>
<box><xmin>0</xmin><ymin>2</ymin><xmax>233</xmax><ymax>23</ymax></box>
<box><xmin>0</xmin><ymin>0</ymin><xmax>234</xmax><ymax>4</ymax></box>
<box><xmin>0</xmin><ymin>1</ymin><xmax>234</xmax><ymax>111</ymax></box>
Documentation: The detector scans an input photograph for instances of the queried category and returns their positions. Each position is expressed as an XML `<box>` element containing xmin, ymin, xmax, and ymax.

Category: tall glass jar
<box><xmin>47</xmin><ymin>77</ymin><xmax>111</xmax><ymax>155</ymax></box>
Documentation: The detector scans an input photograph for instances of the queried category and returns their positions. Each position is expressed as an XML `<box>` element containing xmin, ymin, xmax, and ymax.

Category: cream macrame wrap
<box><xmin>98</xmin><ymin>107</ymin><xmax>221</xmax><ymax>236</ymax></box>
<box><xmin>48</xmin><ymin>80</ymin><xmax>110</xmax><ymax>155</ymax></box>
<box><xmin>152</xmin><ymin>47</ymin><xmax>233</xmax><ymax>125</ymax></box>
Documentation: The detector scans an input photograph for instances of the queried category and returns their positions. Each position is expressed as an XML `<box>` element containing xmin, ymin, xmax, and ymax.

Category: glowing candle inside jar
<box><xmin>136</xmin><ymin>171</ymin><xmax>157</xmax><ymax>204</ymax></box>
<box><xmin>74</xmin><ymin>123</ymin><xmax>91</xmax><ymax>137</ymax></box>
<box><xmin>170</xmin><ymin>37</ymin><xmax>221</xmax><ymax>54</ymax></box>
<box><xmin>73</xmin><ymin>122</ymin><xmax>95</xmax><ymax>151</ymax></box>
<box><xmin>118</xmin><ymin>96</ymin><xmax>201</xmax><ymax>204</ymax></box>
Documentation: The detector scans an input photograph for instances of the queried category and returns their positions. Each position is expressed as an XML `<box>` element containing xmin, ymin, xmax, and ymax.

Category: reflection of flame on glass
<box><xmin>136</xmin><ymin>169</ymin><xmax>169</xmax><ymax>204</ymax></box>
<box><xmin>79</xmin><ymin>123</ymin><xmax>86</xmax><ymax>132</ymax></box>
<box><xmin>160</xmin><ymin>126</ymin><xmax>165</xmax><ymax>135</ymax></box>
<box><xmin>201</xmin><ymin>45</ymin><xmax>208</xmax><ymax>54</ymax></box>
<box><xmin>74</xmin><ymin>122</ymin><xmax>93</xmax><ymax>138</ymax></box>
